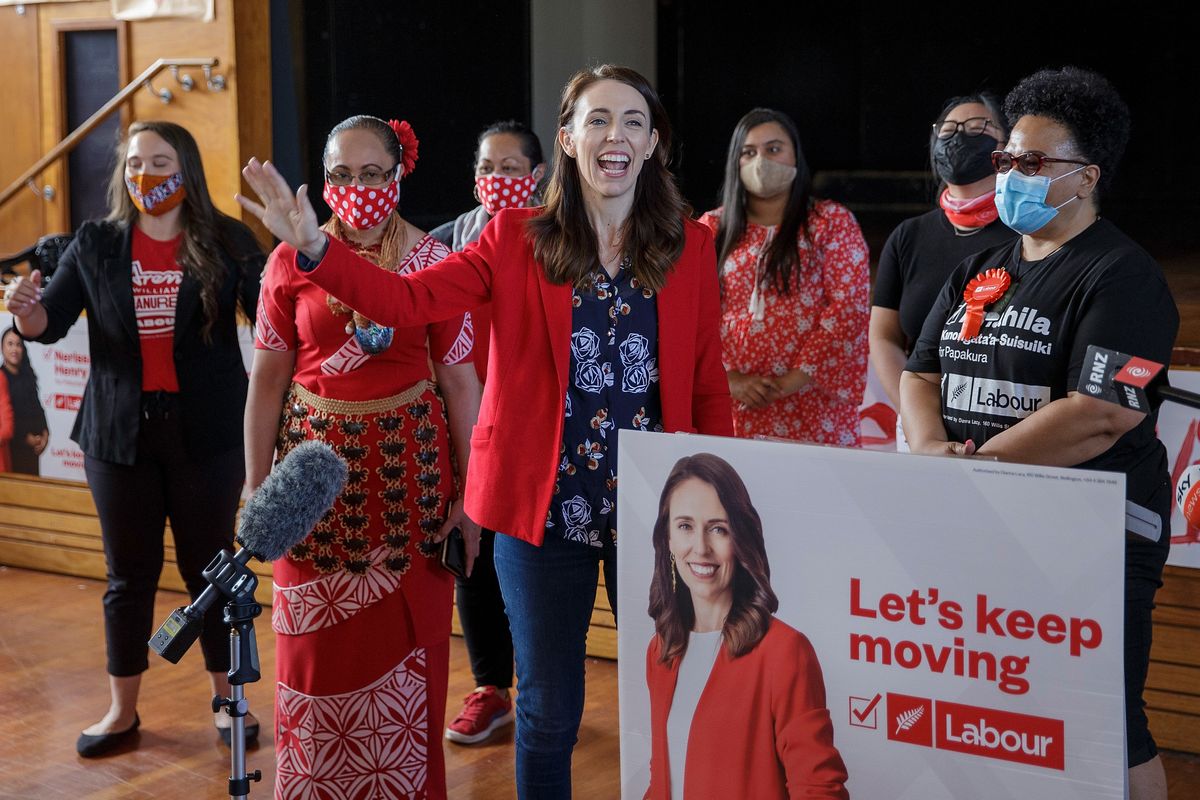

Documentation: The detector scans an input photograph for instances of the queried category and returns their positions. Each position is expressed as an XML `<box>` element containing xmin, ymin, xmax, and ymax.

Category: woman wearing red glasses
<box><xmin>243</xmin><ymin>115</ymin><xmax>482</xmax><ymax>799</ymax></box>
<box><xmin>869</xmin><ymin>93</ymin><xmax>1017</xmax><ymax>449</ymax></box>
<box><xmin>902</xmin><ymin>67</ymin><xmax>1177</xmax><ymax>800</ymax></box>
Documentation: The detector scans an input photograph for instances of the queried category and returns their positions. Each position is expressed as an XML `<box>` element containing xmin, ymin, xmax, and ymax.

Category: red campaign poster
<box><xmin>0</xmin><ymin>311</ymin><xmax>254</xmax><ymax>482</ymax></box>
<box><xmin>1160</xmin><ymin>368</ymin><xmax>1200</xmax><ymax>568</ymax></box>
<box><xmin>617</xmin><ymin>432</ymin><xmax>1126</xmax><ymax>799</ymax></box>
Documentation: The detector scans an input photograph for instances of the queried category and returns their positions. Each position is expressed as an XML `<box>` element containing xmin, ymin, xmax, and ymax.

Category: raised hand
<box><xmin>235</xmin><ymin>159</ymin><xmax>326</xmax><ymax>259</ymax></box>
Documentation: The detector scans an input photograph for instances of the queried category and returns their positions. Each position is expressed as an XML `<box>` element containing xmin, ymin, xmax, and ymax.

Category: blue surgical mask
<box><xmin>994</xmin><ymin>166</ymin><xmax>1085</xmax><ymax>235</ymax></box>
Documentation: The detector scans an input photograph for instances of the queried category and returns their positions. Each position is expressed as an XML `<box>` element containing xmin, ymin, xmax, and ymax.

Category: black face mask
<box><xmin>932</xmin><ymin>132</ymin><xmax>998</xmax><ymax>186</ymax></box>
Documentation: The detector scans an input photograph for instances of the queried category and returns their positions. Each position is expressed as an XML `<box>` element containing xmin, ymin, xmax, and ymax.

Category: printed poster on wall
<box><xmin>0</xmin><ymin>311</ymin><xmax>254</xmax><ymax>483</ymax></box>
<box><xmin>617</xmin><ymin>431</ymin><xmax>1126</xmax><ymax>799</ymax></box>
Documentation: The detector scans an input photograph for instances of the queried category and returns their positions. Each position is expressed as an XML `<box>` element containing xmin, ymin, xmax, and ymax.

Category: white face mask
<box><xmin>739</xmin><ymin>156</ymin><xmax>796</xmax><ymax>198</ymax></box>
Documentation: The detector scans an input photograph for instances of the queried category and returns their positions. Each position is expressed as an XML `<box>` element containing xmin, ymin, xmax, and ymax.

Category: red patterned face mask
<box><xmin>323</xmin><ymin>175</ymin><xmax>400</xmax><ymax>230</ymax></box>
<box><xmin>475</xmin><ymin>173</ymin><xmax>538</xmax><ymax>216</ymax></box>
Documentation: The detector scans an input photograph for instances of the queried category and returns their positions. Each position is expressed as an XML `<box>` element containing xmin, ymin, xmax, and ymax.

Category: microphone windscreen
<box><xmin>237</xmin><ymin>440</ymin><xmax>348</xmax><ymax>561</ymax></box>
<box><xmin>1178</xmin><ymin>464</ymin><xmax>1200</xmax><ymax>528</ymax></box>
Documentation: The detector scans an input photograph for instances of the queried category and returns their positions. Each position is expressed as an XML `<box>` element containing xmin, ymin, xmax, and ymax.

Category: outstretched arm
<box><xmin>237</xmin><ymin>158</ymin><xmax>497</xmax><ymax>328</ymax></box>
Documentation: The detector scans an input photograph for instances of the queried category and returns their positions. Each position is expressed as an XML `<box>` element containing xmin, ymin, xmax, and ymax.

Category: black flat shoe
<box><xmin>76</xmin><ymin>713</ymin><xmax>140</xmax><ymax>758</ymax></box>
<box><xmin>217</xmin><ymin>719</ymin><xmax>260</xmax><ymax>748</ymax></box>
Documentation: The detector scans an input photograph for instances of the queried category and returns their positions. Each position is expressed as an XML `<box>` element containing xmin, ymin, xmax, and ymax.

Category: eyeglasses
<box><xmin>991</xmin><ymin>151</ymin><xmax>1090</xmax><ymax>177</ymax></box>
<box><xmin>933</xmin><ymin>117</ymin><xmax>996</xmax><ymax>140</ymax></box>
<box><xmin>324</xmin><ymin>165</ymin><xmax>399</xmax><ymax>187</ymax></box>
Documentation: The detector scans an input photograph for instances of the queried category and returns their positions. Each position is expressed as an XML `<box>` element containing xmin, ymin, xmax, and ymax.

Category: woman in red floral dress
<box><xmin>700</xmin><ymin>108</ymin><xmax>870</xmax><ymax>445</ymax></box>
<box><xmin>243</xmin><ymin>115</ymin><xmax>482</xmax><ymax>800</ymax></box>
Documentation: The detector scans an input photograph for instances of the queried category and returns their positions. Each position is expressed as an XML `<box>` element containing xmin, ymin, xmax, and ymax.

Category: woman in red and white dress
<box><xmin>244</xmin><ymin>115</ymin><xmax>482</xmax><ymax>800</ymax></box>
<box><xmin>700</xmin><ymin>108</ymin><xmax>870</xmax><ymax>446</ymax></box>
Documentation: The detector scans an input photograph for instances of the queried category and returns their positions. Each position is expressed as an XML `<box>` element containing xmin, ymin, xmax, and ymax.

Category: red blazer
<box><xmin>644</xmin><ymin>619</ymin><xmax>849</xmax><ymax>800</ymax></box>
<box><xmin>298</xmin><ymin>207</ymin><xmax>733</xmax><ymax>542</ymax></box>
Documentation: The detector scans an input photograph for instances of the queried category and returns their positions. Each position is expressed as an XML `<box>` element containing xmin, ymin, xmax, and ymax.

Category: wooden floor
<box><xmin>0</xmin><ymin>566</ymin><xmax>1198</xmax><ymax>799</ymax></box>
<box><xmin>0</xmin><ymin>566</ymin><xmax>617</xmax><ymax>799</ymax></box>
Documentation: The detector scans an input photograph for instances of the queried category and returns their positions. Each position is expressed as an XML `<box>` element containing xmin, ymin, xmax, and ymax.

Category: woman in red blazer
<box><xmin>238</xmin><ymin>64</ymin><xmax>733</xmax><ymax>799</ymax></box>
<box><xmin>645</xmin><ymin>453</ymin><xmax>847</xmax><ymax>799</ymax></box>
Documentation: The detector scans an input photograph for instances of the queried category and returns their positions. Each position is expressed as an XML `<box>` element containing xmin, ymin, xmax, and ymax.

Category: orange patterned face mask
<box><xmin>126</xmin><ymin>172</ymin><xmax>186</xmax><ymax>216</ymax></box>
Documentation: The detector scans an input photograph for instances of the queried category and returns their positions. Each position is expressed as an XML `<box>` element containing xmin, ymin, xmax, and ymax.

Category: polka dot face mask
<box><xmin>475</xmin><ymin>172</ymin><xmax>538</xmax><ymax>217</ymax></box>
<box><xmin>322</xmin><ymin>173</ymin><xmax>401</xmax><ymax>231</ymax></box>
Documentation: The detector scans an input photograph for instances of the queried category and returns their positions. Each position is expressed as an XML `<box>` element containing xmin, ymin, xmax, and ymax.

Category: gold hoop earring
<box><xmin>670</xmin><ymin>553</ymin><xmax>677</xmax><ymax>593</ymax></box>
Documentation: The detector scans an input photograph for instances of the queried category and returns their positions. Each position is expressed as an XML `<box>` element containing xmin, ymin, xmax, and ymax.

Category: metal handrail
<box><xmin>0</xmin><ymin>57</ymin><xmax>219</xmax><ymax>210</ymax></box>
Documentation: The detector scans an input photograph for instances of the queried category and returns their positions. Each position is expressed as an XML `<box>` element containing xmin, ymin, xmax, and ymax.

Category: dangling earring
<box><xmin>670</xmin><ymin>553</ymin><xmax>677</xmax><ymax>593</ymax></box>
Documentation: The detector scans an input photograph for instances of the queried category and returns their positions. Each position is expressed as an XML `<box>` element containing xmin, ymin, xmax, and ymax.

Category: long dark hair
<box><xmin>714</xmin><ymin>108</ymin><xmax>813</xmax><ymax>295</ymax></box>
<box><xmin>528</xmin><ymin>64</ymin><xmax>689</xmax><ymax>291</ymax></box>
<box><xmin>106</xmin><ymin>121</ymin><xmax>249</xmax><ymax>339</ymax></box>
<box><xmin>647</xmin><ymin>453</ymin><xmax>778</xmax><ymax>662</ymax></box>
<box><xmin>2</xmin><ymin>327</ymin><xmax>32</xmax><ymax>377</ymax></box>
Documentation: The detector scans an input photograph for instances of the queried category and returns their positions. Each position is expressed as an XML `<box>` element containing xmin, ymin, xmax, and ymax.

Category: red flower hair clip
<box><xmin>388</xmin><ymin>119</ymin><xmax>420</xmax><ymax>178</ymax></box>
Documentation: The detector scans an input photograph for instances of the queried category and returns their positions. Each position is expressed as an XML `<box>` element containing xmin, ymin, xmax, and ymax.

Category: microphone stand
<box><xmin>214</xmin><ymin>596</ymin><xmax>264</xmax><ymax>800</ymax></box>
<box><xmin>1159</xmin><ymin>385</ymin><xmax>1200</xmax><ymax>412</ymax></box>
<box><xmin>149</xmin><ymin>548</ymin><xmax>264</xmax><ymax>799</ymax></box>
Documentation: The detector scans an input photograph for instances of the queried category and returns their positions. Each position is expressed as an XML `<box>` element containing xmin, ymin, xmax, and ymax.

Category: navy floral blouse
<box><xmin>546</xmin><ymin>259</ymin><xmax>663</xmax><ymax>548</ymax></box>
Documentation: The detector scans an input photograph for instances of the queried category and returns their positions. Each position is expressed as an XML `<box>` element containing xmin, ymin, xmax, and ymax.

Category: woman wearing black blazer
<box><xmin>4</xmin><ymin>121</ymin><xmax>264</xmax><ymax>757</ymax></box>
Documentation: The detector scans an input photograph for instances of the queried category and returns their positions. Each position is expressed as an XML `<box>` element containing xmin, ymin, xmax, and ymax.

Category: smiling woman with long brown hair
<box><xmin>236</xmin><ymin>64</ymin><xmax>733</xmax><ymax>800</ymax></box>
<box><xmin>644</xmin><ymin>453</ymin><xmax>847</xmax><ymax>799</ymax></box>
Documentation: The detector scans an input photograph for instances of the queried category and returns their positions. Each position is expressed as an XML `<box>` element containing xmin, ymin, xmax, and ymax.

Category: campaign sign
<box><xmin>0</xmin><ymin>311</ymin><xmax>256</xmax><ymax>483</ymax></box>
<box><xmin>617</xmin><ymin>431</ymin><xmax>1125</xmax><ymax>799</ymax></box>
<box><xmin>1161</xmin><ymin>368</ymin><xmax>1200</xmax><ymax>568</ymax></box>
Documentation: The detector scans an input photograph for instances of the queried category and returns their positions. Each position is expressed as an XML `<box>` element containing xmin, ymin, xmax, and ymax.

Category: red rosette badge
<box><xmin>959</xmin><ymin>268</ymin><xmax>1011</xmax><ymax>341</ymax></box>
<box><xmin>387</xmin><ymin>119</ymin><xmax>420</xmax><ymax>178</ymax></box>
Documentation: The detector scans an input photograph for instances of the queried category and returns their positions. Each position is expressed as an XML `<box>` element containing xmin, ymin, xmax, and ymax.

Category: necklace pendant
<box><xmin>354</xmin><ymin>322</ymin><xmax>395</xmax><ymax>355</ymax></box>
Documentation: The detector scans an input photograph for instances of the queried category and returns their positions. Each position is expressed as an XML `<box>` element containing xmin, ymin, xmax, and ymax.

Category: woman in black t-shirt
<box><xmin>903</xmin><ymin>68</ymin><xmax>1178</xmax><ymax>800</ymax></box>
<box><xmin>869</xmin><ymin>93</ymin><xmax>1016</xmax><ymax>447</ymax></box>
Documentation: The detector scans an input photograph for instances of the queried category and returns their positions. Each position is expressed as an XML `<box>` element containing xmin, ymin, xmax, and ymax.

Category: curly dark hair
<box><xmin>1003</xmin><ymin>66</ymin><xmax>1130</xmax><ymax>197</ymax></box>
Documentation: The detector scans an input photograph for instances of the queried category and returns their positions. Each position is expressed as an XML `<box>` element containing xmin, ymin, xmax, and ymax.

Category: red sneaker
<box><xmin>444</xmin><ymin>686</ymin><xmax>515</xmax><ymax>745</ymax></box>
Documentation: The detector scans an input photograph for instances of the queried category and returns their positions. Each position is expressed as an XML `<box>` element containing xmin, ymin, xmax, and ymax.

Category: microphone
<box><xmin>1076</xmin><ymin>345</ymin><xmax>1200</xmax><ymax>414</ymax></box>
<box><xmin>1179</xmin><ymin>464</ymin><xmax>1200</xmax><ymax>529</ymax></box>
<box><xmin>150</xmin><ymin>441</ymin><xmax>348</xmax><ymax>662</ymax></box>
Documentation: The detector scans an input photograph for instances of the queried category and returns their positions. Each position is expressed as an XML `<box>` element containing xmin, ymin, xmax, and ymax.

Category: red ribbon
<box><xmin>959</xmin><ymin>268</ymin><xmax>1011</xmax><ymax>341</ymax></box>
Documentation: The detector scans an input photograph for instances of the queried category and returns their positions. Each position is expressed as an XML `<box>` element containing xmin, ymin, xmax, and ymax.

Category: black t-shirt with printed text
<box><xmin>906</xmin><ymin>218</ymin><xmax>1179</xmax><ymax>510</ymax></box>
<box><xmin>873</xmin><ymin>209</ymin><xmax>1017</xmax><ymax>349</ymax></box>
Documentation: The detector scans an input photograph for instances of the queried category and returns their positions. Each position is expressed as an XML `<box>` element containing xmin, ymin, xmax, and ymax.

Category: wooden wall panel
<box><xmin>12</xmin><ymin>0</ymin><xmax>270</xmax><ymax>242</ymax></box>
<box><xmin>0</xmin><ymin>473</ymin><xmax>276</xmax><ymax>606</ymax></box>
<box><xmin>231</xmin><ymin>0</ymin><xmax>273</xmax><ymax>245</ymax></box>
<box><xmin>0</xmin><ymin>5</ymin><xmax>46</xmax><ymax>254</ymax></box>
<box><xmin>0</xmin><ymin>473</ymin><xmax>620</xmax><ymax>660</ymax></box>
<box><xmin>1147</xmin><ymin>565</ymin><xmax>1200</xmax><ymax>752</ymax></box>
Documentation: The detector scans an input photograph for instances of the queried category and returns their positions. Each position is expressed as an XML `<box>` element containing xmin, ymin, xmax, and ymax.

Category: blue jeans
<box><xmin>494</xmin><ymin>532</ymin><xmax>617</xmax><ymax>800</ymax></box>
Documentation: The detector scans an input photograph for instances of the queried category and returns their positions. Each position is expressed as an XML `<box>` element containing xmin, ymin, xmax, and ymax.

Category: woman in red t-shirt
<box><xmin>4</xmin><ymin>121</ymin><xmax>265</xmax><ymax>757</ymax></box>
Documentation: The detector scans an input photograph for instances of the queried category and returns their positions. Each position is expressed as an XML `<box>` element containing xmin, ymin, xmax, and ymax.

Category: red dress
<box><xmin>699</xmin><ymin>201</ymin><xmax>870</xmax><ymax>446</ymax></box>
<box><xmin>256</xmin><ymin>233</ymin><xmax>473</xmax><ymax>800</ymax></box>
